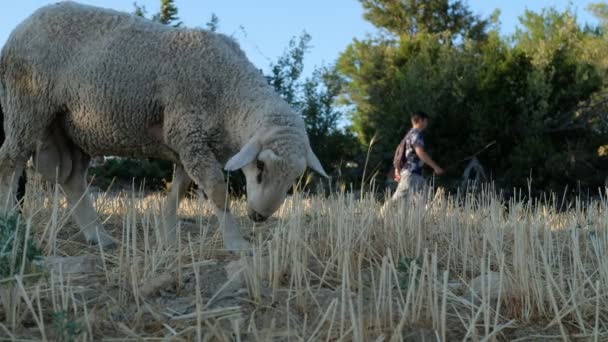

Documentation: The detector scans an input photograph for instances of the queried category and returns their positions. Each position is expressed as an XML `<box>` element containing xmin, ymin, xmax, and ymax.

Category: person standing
<box><xmin>391</xmin><ymin>111</ymin><xmax>443</xmax><ymax>200</ymax></box>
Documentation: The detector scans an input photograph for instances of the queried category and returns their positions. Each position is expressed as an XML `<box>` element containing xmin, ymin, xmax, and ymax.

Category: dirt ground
<box><xmin>1</xmin><ymin>184</ymin><xmax>607</xmax><ymax>341</ymax></box>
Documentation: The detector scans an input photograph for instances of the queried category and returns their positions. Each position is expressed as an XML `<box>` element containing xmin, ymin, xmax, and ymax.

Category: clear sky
<box><xmin>0</xmin><ymin>1</ymin><xmax>600</xmax><ymax>78</ymax></box>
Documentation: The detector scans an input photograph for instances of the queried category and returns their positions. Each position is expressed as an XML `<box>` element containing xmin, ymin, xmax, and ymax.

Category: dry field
<box><xmin>1</xmin><ymin>176</ymin><xmax>607</xmax><ymax>341</ymax></box>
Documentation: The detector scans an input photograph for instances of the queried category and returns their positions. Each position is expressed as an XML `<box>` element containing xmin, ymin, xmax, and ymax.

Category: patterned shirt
<box><xmin>393</xmin><ymin>128</ymin><xmax>425</xmax><ymax>175</ymax></box>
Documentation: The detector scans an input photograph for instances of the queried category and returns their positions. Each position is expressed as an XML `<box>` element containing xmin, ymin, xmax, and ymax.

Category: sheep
<box><xmin>0</xmin><ymin>2</ymin><xmax>327</xmax><ymax>250</ymax></box>
<box><xmin>0</xmin><ymin>112</ymin><xmax>25</xmax><ymax>204</ymax></box>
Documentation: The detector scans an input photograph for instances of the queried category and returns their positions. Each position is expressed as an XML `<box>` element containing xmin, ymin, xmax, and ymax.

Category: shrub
<box><xmin>88</xmin><ymin>158</ymin><xmax>173</xmax><ymax>191</ymax></box>
<box><xmin>51</xmin><ymin>310</ymin><xmax>83</xmax><ymax>342</ymax></box>
<box><xmin>0</xmin><ymin>214</ymin><xmax>42</xmax><ymax>279</ymax></box>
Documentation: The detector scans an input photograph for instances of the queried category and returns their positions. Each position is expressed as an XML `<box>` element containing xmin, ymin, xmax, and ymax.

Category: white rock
<box><xmin>463</xmin><ymin>272</ymin><xmax>515</xmax><ymax>303</ymax></box>
<box><xmin>41</xmin><ymin>256</ymin><xmax>100</xmax><ymax>274</ymax></box>
<box><xmin>140</xmin><ymin>271</ymin><xmax>175</xmax><ymax>297</ymax></box>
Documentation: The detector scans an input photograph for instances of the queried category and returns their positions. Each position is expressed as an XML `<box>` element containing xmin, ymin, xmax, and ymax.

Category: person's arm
<box><xmin>392</xmin><ymin>138</ymin><xmax>406</xmax><ymax>180</ymax></box>
<box><xmin>414</xmin><ymin>146</ymin><xmax>444</xmax><ymax>175</ymax></box>
<box><xmin>394</xmin><ymin>167</ymin><xmax>401</xmax><ymax>181</ymax></box>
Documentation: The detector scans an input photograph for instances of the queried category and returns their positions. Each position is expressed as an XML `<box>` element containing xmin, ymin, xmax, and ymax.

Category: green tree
<box><xmin>267</xmin><ymin>33</ymin><xmax>312</xmax><ymax>106</ymax></box>
<box><xmin>587</xmin><ymin>2</ymin><xmax>608</xmax><ymax>34</ymax></box>
<box><xmin>206</xmin><ymin>13</ymin><xmax>220</xmax><ymax>32</ymax></box>
<box><xmin>585</xmin><ymin>2</ymin><xmax>608</xmax><ymax>141</ymax></box>
<box><xmin>301</xmin><ymin>67</ymin><xmax>361</xmax><ymax>173</ymax></box>
<box><xmin>133</xmin><ymin>2</ymin><xmax>147</xmax><ymax>17</ymax></box>
<box><xmin>153</xmin><ymin>0</ymin><xmax>182</xmax><ymax>26</ymax></box>
<box><xmin>133</xmin><ymin>0</ymin><xmax>181</xmax><ymax>26</ymax></box>
<box><xmin>359</xmin><ymin>0</ymin><xmax>488</xmax><ymax>41</ymax></box>
<box><xmin>267</xmin><ymin>33</ymin><xmax>360</xmax><ymax>179</ymax></box>
<box><xmin>338</xmin><ymin>2</ymin><xmax>608</xmax><ymax>191</ymax></box>
<box><xmin>514</xmin><ymin>7</ymin><xmax>582</xmax><ymax>68</ymax></box>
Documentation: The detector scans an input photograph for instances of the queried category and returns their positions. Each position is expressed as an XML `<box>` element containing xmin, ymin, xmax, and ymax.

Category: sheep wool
<box><xmin>0</xmin><ymin>2</ymin><xmax>327</xmax><ymax>249</ymax></box>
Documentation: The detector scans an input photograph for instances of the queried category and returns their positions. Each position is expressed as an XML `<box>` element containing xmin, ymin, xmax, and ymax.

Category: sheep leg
<box><xmin>177</xmin><ymin>143</ymin><xmax>251</xmax><ymax>251</ymax></box>
<box><xmin>0</xmin><ymin>137</ymin><xmax>25</xmax><ymax>212</ymax></box>
<box><xmin>33</xmin><ymin>128</ymin><xmax>115</xmax><ymax>248</ymax></box>
<box><xmin>199</xmin><ymin>179</ymin><xmax>251</xmax><ymax>252</ymax></box>
<box><xmin>212</xmin><ymin>202</ymin><xmax>251</xmax><ymax>251</ymax></box>
<box><xmin>0</xmin><ymin>155</ymin><xmax>24</xmax><ymax>214</ymax></box>
<box><xmin>63</xmin><ymin>179</ymin><xmax>115</xmax><ymax>248</ymax></box>
<box><xmin>0</xmin><ymin>103</ymin><xmax>51</xmax><ymax>213</ymax></box>
<box><xmin>162</xmin><ymin>164</ymin><xmax>192</xmax><ymax>243</ymax></box>
<box><xmin>60</xmin><ymin>148</ymin><xmax>115</xmax><ymax>248</ymax></box>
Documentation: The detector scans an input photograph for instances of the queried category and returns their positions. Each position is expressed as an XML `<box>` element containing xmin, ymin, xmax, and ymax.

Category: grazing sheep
<box><xmin>0</xmin><ymin>114</ymin><xmax>25</xmax><ymax>204</ymax></box>
<box><xmin>0</xmin><ymin>2</ymin><xmax>327</xmax><ymax>250</ymax></box>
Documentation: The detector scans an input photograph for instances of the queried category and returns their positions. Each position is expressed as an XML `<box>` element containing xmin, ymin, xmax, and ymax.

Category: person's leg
<box><xmin>410</xmin><ymin>173</ymin><xmax>426</xmax><ymax>193</ymax></box>
<box><xmin>407</xmin><ymin>173</ymin><xmax>427</xmax><ymax>205</ymax></box>
<box><xmin>391</xmin><ymin>170</ymin><xmax>410</xmax><ymax>201</ymax></box>
<box><xmin>382</xmin><ymin>170</ymin><xmax>414</xmax><ymax>216</ymax></box>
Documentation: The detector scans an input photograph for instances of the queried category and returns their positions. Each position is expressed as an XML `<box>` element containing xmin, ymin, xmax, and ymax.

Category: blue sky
<box><xmin>0</xmin><ymin>1</ymin><xmax>600</xmax><ymax>78</ymax></box>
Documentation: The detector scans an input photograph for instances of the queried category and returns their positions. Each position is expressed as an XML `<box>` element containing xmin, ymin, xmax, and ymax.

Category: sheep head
<box><xmin>225</xmin><ymin>129</ymin><xmax>327</xmax><ymax>222</ymax></box>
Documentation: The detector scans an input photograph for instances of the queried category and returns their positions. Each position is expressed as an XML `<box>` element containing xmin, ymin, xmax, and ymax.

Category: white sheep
<box><xmin>0</xmin><ymin>2</ymin><xmax>327</xmax><ymax>250</ymax></box>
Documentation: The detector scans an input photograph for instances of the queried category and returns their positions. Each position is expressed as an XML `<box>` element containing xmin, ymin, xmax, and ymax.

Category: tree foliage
<box><xmin>268</xmin><ymin>33</ymin><xmax>312</xmax><ymax>106</ymax></box>
<box><xmin>338</xmin><ymin>1</ymin><xmax>608</xmax><ymax>191</ymax></box>
<box><xmin>133</xmin><ymin>0</ymin><xmax>181</xmax><ymax>27</ymax></box>
<box><xmin>359</xmin><ymin>0</ymin><xmax>488</xmax><ymax>41</ymax></box>
<box><xmin>206</xmin><ymin>13</ymin><xmax>220</xmax><ymax>32</ymax></box>
<box><xmin>587</xmin><ymin>2</ymin><xmax>608</xmax><ymax>34</ymax></box>
<box><xmin>153</xmin><ymin>0</ymin><xmax>181</xmax><ymax>27</ymax></box>
<box><xmin>133</xmin><ymin>2</ymin><xmax>146</xmax><ymax>18</ymax></box>
<box><xmin>267</xmin><ymin>34</ymin><xmax>361</xmax><ymax>181</ymax></box>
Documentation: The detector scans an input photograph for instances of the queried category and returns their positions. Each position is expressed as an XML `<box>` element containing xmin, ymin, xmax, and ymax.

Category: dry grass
<box><xmin>1</xmin><ymin>176</ymin><xmax>607</xmax><ymax>341</ymax></box>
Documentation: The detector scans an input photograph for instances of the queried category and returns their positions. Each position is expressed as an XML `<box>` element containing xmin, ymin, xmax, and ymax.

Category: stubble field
<box><xmin>1</xmin><ymin>176</ymin><xmax>607</xmax><ymax>341</ymax></box>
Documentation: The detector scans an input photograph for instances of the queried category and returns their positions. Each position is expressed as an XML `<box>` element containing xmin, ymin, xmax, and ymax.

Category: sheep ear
<box><xmin>225</xmin><ymin>138</ymin><xmax>261</xmax><ymax>171</ymax></box>
<box><xmin>306</xmin><ymin>148</ymin><xmax>329</xmax><ymax>178</ymax></box>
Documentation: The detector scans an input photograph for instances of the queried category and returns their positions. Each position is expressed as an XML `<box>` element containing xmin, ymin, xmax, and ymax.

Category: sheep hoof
<box><xmin>223</xmin><ymin>236</ymin><xmax>252</xmax><ymax>252</ymax></box>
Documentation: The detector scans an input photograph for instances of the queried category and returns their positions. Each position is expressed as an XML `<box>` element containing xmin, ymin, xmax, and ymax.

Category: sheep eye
<box><xmin>256</xmin><ymin>160</ymin><xmax>264</xmax><ymax>184</ymax></box>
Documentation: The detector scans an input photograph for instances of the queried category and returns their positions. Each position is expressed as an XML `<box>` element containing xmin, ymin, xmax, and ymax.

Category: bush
<box><xmin>88</xmin><ymin>158</ymin><xmax>174</xmax><ymax>191</ymax></box>
<box><xmin>51</xmin><ymin>310</ymin><xmax>83</xmax><ymax>342</ymax></box>
<box><xmin>0</xmin><ymin>214</ymin><xmax>42</xmax><ymax>279</ymax></box>
<box><xmin>337</xmin><ymin>6</ymin><xmax>608</xmax><ymax>193</ymax></box>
